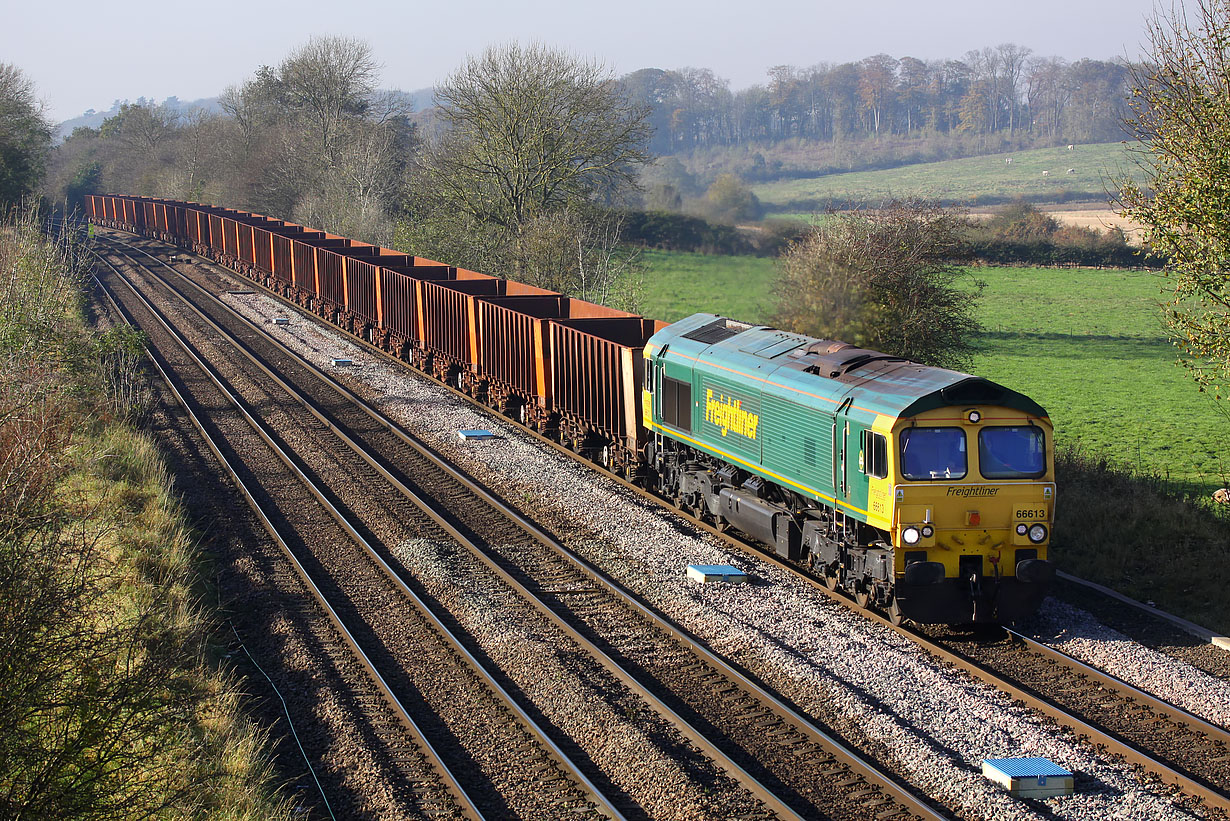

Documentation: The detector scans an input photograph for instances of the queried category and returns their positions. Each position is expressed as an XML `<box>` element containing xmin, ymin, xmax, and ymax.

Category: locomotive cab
<box><xmin>885</xmin><ymin>405</ymin><xmax>1056</xmax><ymax>624</ymax></box>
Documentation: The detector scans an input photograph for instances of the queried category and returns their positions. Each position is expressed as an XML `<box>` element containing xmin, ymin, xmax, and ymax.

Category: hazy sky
<box><xmin>9</xmin><ymin>0</ymin><xmax>1169</xmax><ymax>123</ymax></box>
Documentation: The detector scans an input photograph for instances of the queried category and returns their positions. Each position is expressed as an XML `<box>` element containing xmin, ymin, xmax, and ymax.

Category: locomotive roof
<box><xmin>649</xmin><ymin>313</ymin><xmax>1049</xmax><ymax>422</ymax></box>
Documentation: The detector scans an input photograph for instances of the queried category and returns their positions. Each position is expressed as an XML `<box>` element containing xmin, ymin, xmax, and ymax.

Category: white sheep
<box><xmin>1042</xmin><ymin>170</ymin><xmax>1050</xmax><ymax>177</ymax></box>
<box><xmin>1067</xmin><ymin>168</ymin><xmax>1076</xmax><ymax>174</ymax></box>
<box><xmin>1067</xmin><ymin>144</ymin><xmax>1074</xmax><ymax>150</ymax></box>
<box><xmin>1005</xmin><ymin>157</ymin><xmax>1013</xmax><ymax>164</ymax></box>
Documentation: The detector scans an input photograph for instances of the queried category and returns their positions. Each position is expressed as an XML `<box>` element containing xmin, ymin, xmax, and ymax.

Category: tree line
<box><xmin>621</xmin><ymin>45</ymin><xmax>1133</xmax><ymax>155</ymax></box>
<box><xmin>35</xmin><ymin>40</ymin><xmax>1137</xmax><ymax>232</ymax></box>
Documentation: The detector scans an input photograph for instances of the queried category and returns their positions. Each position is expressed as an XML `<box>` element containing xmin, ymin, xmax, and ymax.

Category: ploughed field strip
<box><xmin>96</xmin><ymin>232</ymin><xmax>947</xmax><ymax>821</ymax></box>
<box><xmin>93</xmin><ymin>245</ymin><xmax>622</xmax><ymax>820</ymax></box>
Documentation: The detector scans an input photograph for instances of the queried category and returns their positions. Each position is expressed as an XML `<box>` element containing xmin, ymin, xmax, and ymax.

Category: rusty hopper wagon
<box><xmin>86</xmin><ymin>194</ymin><xmax>664</xmax><ymax>478</ymax></box>
<box><xmin>88</xmin><ymin>194</ymin><xmax>1056</xmax><ymax>625</ymax></box>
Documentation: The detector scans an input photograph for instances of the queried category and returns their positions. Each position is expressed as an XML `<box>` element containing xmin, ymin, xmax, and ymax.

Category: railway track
<box><xmin>634</xmin><ymin>465</ymin><xmax>1230</xmax><ymax>817</ymax></box>
<box><xmin>95</xmin><ymin>232</ymin><xmax>947</xmax><ymax>820</ymax></box>
<box><xmin>96</xmin><ymin>225</ymin><xmax>1230</xmax><ymax>818</ymax></box>
<box><xmin>93</xmin><ymin>246</ymin><xmax>623</xmax><ymax>820</ymax></box>
<box><xmin>702</xmin><ymin>516</ymin><xmax>1230</xmax><ymax>814</ymax></box>
<box><xmin>923</xmin><ymin>625</ymin><xmax>1230</xmax><ymax>807</ymax></box>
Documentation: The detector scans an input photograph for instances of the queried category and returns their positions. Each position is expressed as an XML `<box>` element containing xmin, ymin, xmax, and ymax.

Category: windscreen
<box><xmin>900</xmin><ymin>427</ymin><xmax>967</xmax><ymax>480</ymax></box>
<box><xmin>979</xmin><ymin>426</ymin><xmax>1046</xmax><ymax>479</ymax></box>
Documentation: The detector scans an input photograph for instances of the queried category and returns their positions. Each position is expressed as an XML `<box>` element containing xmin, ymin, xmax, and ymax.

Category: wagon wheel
<box><xmin>888</xmin><ymin>596</ymin><xmax>905</xmax><ymax>626</ymax></box>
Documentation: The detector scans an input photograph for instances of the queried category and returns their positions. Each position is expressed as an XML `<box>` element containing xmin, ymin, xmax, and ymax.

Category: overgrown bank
<box><xmin>1052</xmin><ymin>448</ymin><xmax>1230</xmax><ymax>636</ymax></box>
<box><xmin>0</xmin><ymin>211</ymin><xmax>290</xmax><ymax>819</ymax></box>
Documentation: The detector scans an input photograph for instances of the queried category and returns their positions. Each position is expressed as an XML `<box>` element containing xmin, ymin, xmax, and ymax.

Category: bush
<box><xmin>621</xmin><ymin>210</ymin><xmax>756</xmax><ymax>255</ymax></box>
<box><xmin>986</xmin><ymin>199</ymin><xmax>1060</xmax><ymax>241</ymax></box>
<box><xmin>772</xmin><ymin>199</ymin><xmax>982</xmax><ymax>370</ymax></box>
<box><xmin>966</xmin><ymin>200</ymin><xmax>1163</xmax><ymax>268</ymax></box>
<box><xmin>697</xmin><ymin>173</ymin><xmax>763</xmax><ymax>223</ymax></box>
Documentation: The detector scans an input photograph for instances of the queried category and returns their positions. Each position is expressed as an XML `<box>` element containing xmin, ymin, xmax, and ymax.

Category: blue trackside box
<box><xmin>982</xmin><ymin>757</ymin><xmax>1074</xmax><ymax>797</ymax></box>
<box><xmin>686</xmin><ymin>564</ymin><xmax>749</xmax><ymax>584</ymax></box>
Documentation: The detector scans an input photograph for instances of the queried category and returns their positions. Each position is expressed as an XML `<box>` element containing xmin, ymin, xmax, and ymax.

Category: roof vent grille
<box><xmin>682</xmin><ymin>317</ymin><xmax>751</xmax><ymax>345</ymax></box>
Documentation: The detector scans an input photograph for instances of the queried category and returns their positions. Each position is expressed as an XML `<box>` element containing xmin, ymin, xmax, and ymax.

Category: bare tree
<box><xmin>99</xmin><ymin>103</ymin><xmax>180</xmax><ymax>157</ymax></box>
<box><xmin>418</xmin><ymin>42</ymin><xmax>652</xmax><ymax>237</ymax></box>
<box><xmin>996</xmin><ymin>43</ymin><xmax>1033</xmax><ymax>133</ymax></box>
<box><xmin>277</xmin><ymin>36</ymin><xmax>386</xmax><ymax>164</ymax></box>
<box><xmin>294</xmin><ymin>116</ymin><xmax>412</xmax><ymax>244</ymax></box>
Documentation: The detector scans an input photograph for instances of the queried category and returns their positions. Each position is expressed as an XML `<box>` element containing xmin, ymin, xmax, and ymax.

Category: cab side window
<box><xmin>662</xmin><ymin>376</ymin><xmax>692</xmax><ymax>432</ymax></box>
<box><xmin>861</xmin><ymin>431</ymin><xmax>888</xmax><ymax>479</ymax></box>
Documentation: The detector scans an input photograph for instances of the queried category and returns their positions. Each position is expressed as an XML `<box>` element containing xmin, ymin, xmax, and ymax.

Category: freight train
<box><xmin>86</xmin><ymin>194</ymin><xmax>1056</xmax><ymax>625</ymax></box>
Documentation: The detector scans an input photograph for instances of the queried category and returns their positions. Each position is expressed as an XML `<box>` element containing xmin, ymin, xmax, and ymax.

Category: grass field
<box><xmin>751</xmin><ymin>142</ymin><xmax>1150</xmax><ymax>211</ymax></box>
<box><xmin>638</xmin><ymin>251</ymin><xmax>1229</xmax><ymax>496</ymax></box>
<box><xmin>971</xmin><ymin>267</ymin><xmax>1227</xmax><ymax>495</ymax></box>
<box><xmin>638</xmin><ymin>250</ymin><xmax>779</xmax><ymax>323</ymax></box>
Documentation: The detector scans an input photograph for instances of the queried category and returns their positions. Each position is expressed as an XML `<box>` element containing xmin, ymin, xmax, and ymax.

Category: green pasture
<box><xmin>970</xmin><ymin>267</ymin><xmax>1226</xmax><ymax>495</ymax></box>
<box><xmin>638</xmin><ymin>251</ymin><xmax>1228</xmax><ymax>494</ymax></box>
<box><xmin>638</xmin><ymin>250</ymin><xmax>778</xmax><ymax>324</ymax></box>
<box><xmin>751</xmin><ymin>142</ymin><xmax>1149</xmax><ymax>210</ymax></box>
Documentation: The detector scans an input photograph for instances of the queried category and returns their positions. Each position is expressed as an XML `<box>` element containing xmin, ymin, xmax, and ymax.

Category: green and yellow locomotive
<box><xmin>643</xmin><ymin>313</ymin><xmax>1055</xmax><ymax>625</ymax></box>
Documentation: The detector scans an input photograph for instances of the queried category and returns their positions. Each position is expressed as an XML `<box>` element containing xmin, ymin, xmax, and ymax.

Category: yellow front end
<box><xmin>882</xmin><ymin>405</ymin><xmax>1056</xmax><ymax>623</ymax></box>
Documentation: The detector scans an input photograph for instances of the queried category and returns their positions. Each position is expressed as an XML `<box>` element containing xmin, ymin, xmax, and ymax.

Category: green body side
<box><xmin>647</xmin><ymin>313</ymin><xmax>1048</xmax><ymax>525</ymax></box>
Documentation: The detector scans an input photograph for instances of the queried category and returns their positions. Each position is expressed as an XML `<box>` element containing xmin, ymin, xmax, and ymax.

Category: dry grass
<box><xmin>0</xmin><ymin>209</ymin><xmax>292</xmax><ymax>820</ymax></box>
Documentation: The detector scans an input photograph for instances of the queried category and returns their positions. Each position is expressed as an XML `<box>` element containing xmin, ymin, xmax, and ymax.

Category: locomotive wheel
<box><xmin>888</xmin><ymin>597</ymin><xmax>905</xmax><ymax>626</ymax></box>
<box><xmin>854</xmin><ymin>586</ymin><xmax>871</xmax><ymax>608</ymax></box>
<box><xmin>823</xmin><ymin>569</ymin><xmax>840</xmax><ymax>592</ymax></box>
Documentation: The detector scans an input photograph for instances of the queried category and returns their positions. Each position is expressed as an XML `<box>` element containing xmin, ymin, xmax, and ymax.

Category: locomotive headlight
<box><xmin>1028</xmin><ymin>524</ymin><xmax>1048</xmax><ymax>543</ymax></box>
<box><xmin>967</xmin><ymin>410</ymin><xmax>981</xmax><ymax>424</ymax></box>
<box><xmin>902</xmin><ymin>526</ymin><xmax>922</xmax><ymax>546</ymax></box>
<box><xmin>921</xmin><ymin>525</ymin><xmax>934</xmax><ymax>538</ymax></box>
<box><xmin>1016</xmin><ymin>523</ymin><xmax>1028</xmax><ymax>536</ymax></box>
